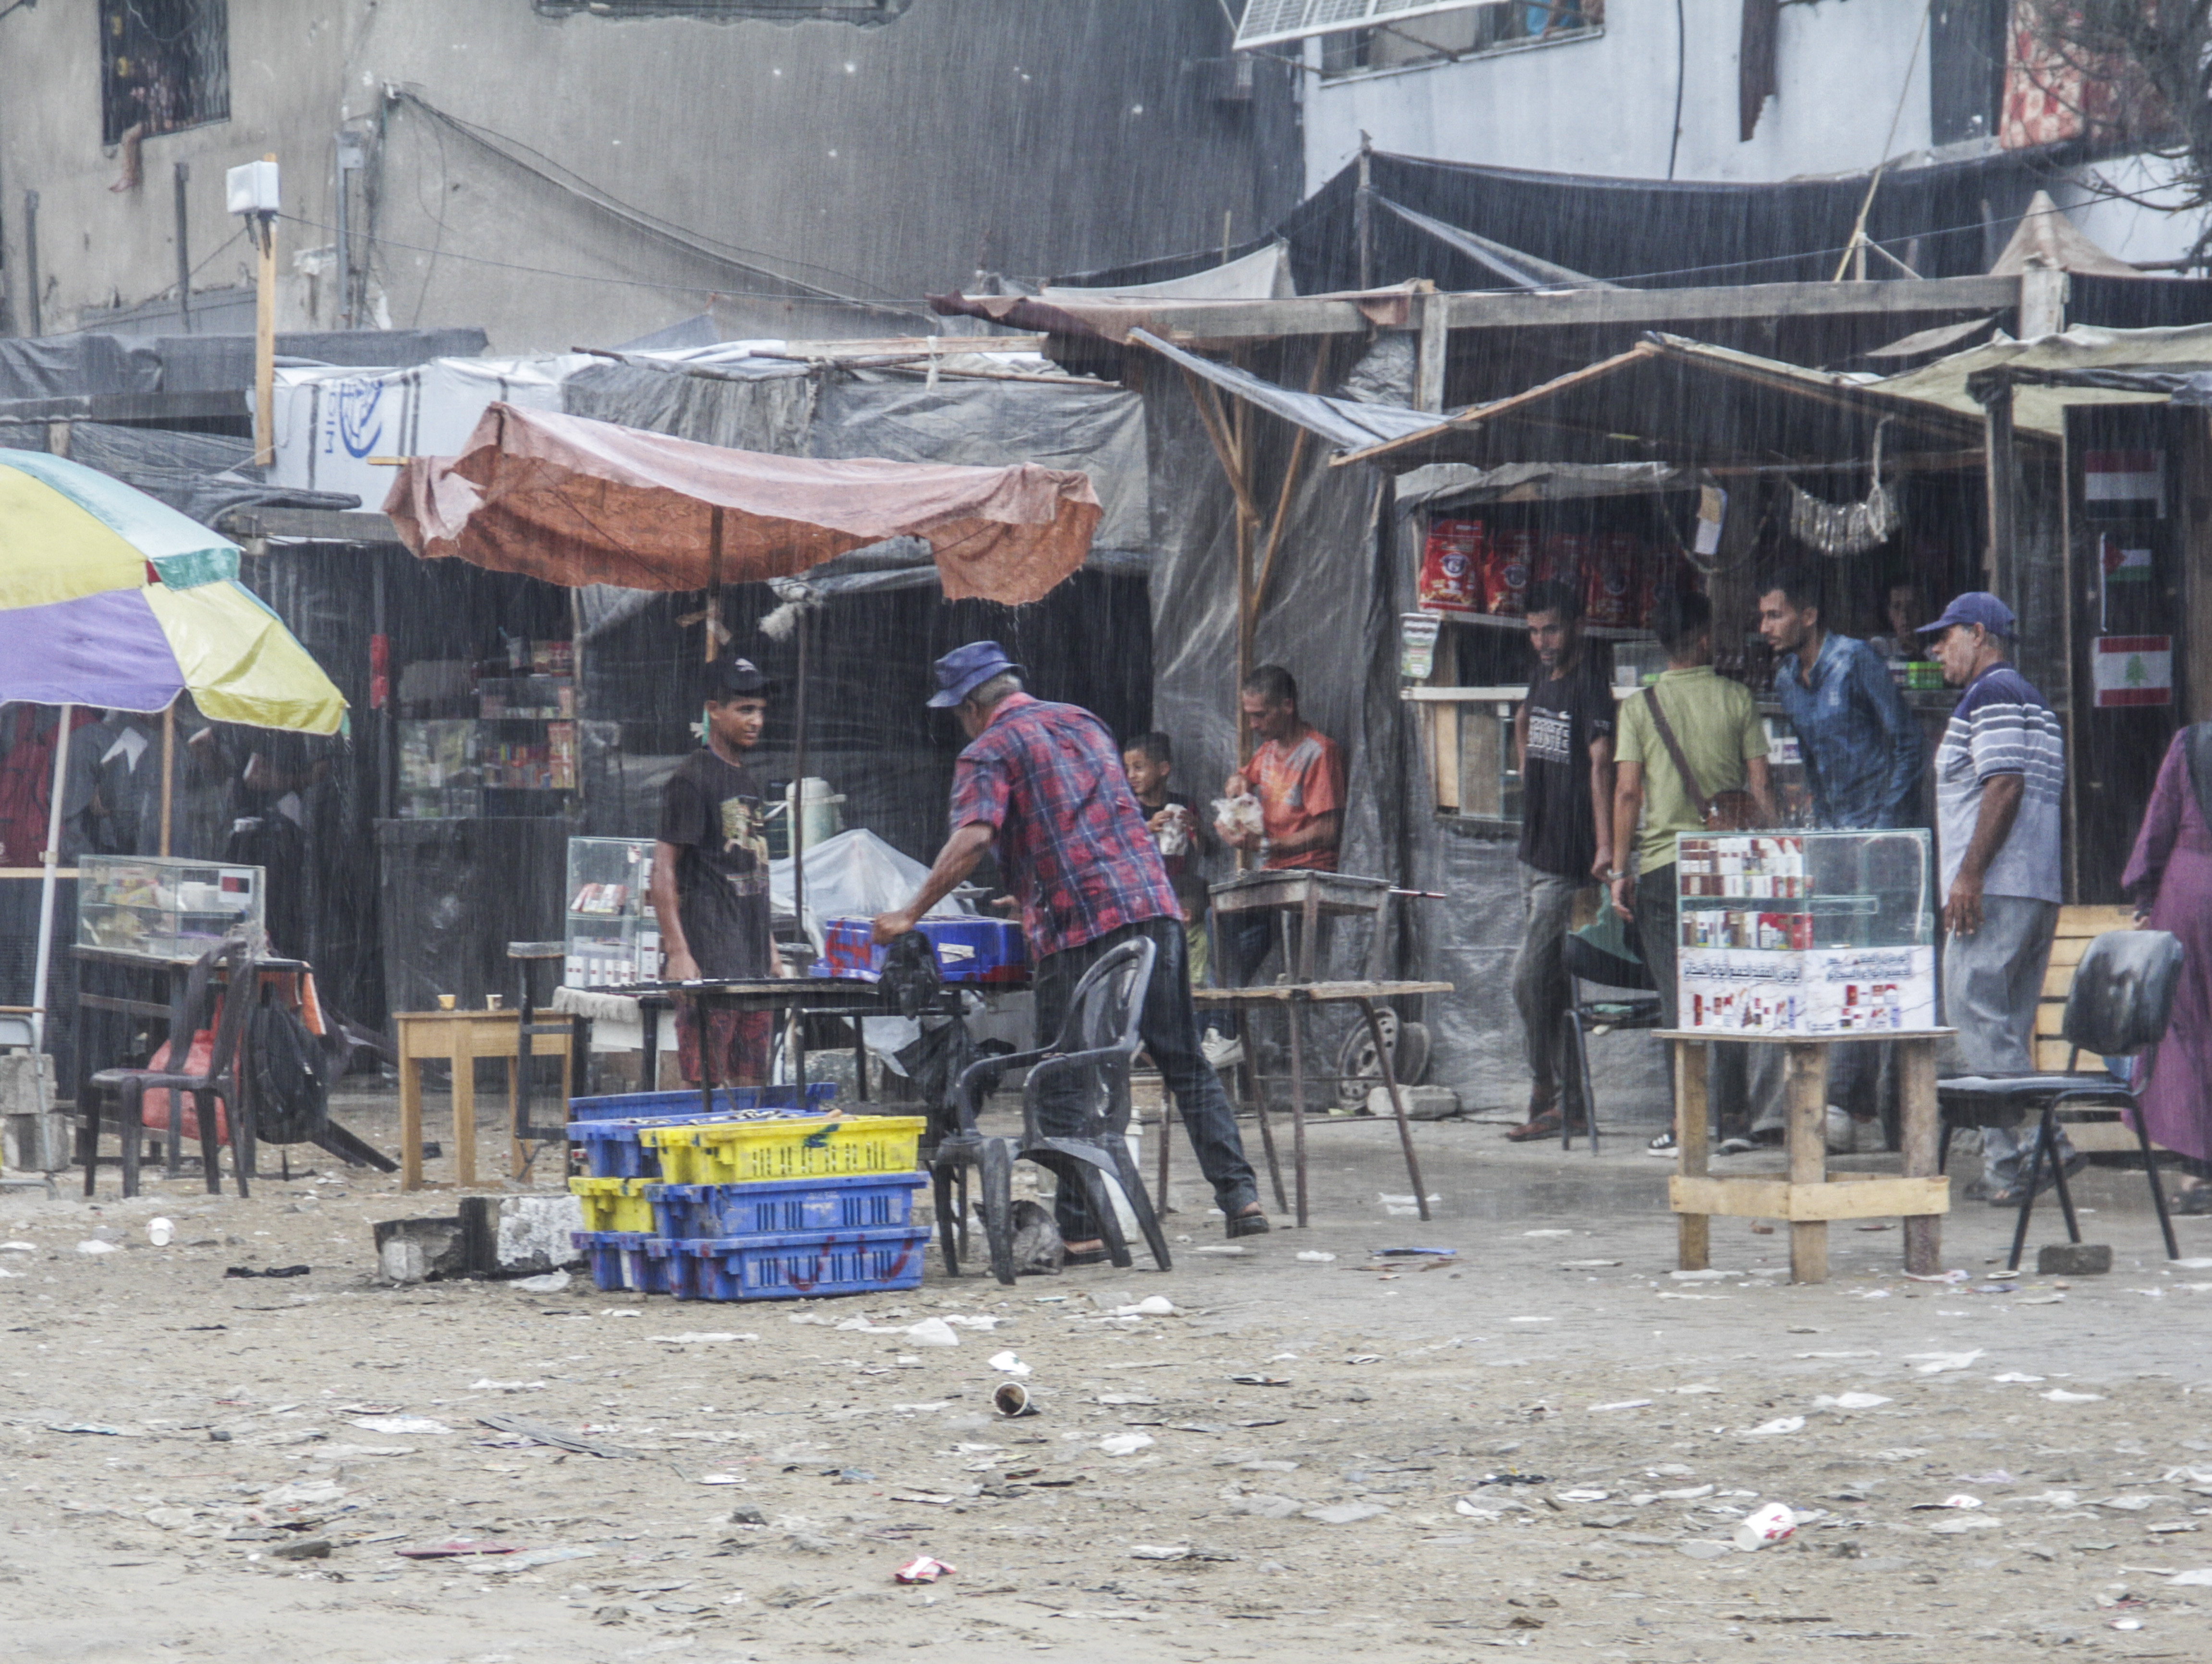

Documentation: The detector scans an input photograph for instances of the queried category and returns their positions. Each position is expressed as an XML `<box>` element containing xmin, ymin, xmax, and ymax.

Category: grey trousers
<box><xmin>1512</xmin><ymin>862</ymin><xmax>1589</xmax><ymax>1117</ymax></box>
<box><xmin>1633</xmin><ymin>870</ymin><xmax>1750</xmax><ymax>1134</ymax></box>
<box><xmin>1944</xmin><ymin>894</ymin><xmax>2069</xmax><ymax>1189</ymax></box>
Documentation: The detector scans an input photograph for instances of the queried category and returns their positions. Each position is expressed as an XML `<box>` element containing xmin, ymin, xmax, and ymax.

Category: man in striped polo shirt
<box><xmin>1922</xmin><ymin>592</ymin><xmax>2076</xmax><ymax>1206</ymax></box>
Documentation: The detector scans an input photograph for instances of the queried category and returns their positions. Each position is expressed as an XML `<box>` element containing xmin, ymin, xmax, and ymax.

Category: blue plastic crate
<box><xmin>649</xmin><ymin>1172</ymin><xmax>926</xmax><ymax>1240</ymax></box>
<box><xmin>646</xmin><ymin>1226</ymin><xmax>928</xmax><ymax>1301</ymax></box>
<box><xmin>568</xmin><ymin>1101</ymin><xmax>830</xmax><ymax>1178</ymax></box>
<box><xmin>571</xmin><ymin>1229</ymin><xmax>669</xmax><ymax>1294</ymax></box>
<box><xmin>567</xmin><ymin>1083</ymin><xmax>839</xmax><ymax>1122</ymax></box>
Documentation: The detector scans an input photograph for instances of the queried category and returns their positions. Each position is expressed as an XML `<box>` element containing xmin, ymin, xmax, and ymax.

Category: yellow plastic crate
<box><xmin>569</xmin><ymin>1176</ymin><xmax>657</xmax><ymax>1234</ymax></box>
<box><xmin>640</xmin><ymin>1115</ymin><xmax>925</xmax><ymax>1185</ymax></box>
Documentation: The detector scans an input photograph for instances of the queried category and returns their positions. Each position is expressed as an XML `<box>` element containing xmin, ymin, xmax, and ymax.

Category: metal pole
<box><xmin>159</xmin><ymin>701</ymin><xmax>175</xmax><ymax>856</ymax></box>
<box><xmin>28</xmin><ymin>706</ymin><xmax>73</xmax><ymax>1061</ymax></box>
<box><xmin>789</xmin><ymin>606</ymin><xmax>810</xmax><ymax>1093</ymax></box>
<box><xmin>22</xmin><ymin>188</ymin><xmax>38</xmax><ymax>337</ymax></box>
<box><xmin>332</xmin><ymin>135</ymin><xmax>350</xmax><ymax>330</ymax></box>
<box><xmin>172</xmin><ymin>163</ymin><xmax>192</xmax><ymax>332</ymax></box>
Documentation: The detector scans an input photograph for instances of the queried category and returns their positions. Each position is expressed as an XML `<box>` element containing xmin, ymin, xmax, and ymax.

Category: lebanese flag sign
<box><xmin>2092</xmin><ymin>634</ymin><xmax>2173</xmax><ymax>707</ymax></box>
<box><xmin>2084</xmin><ymin>450</ymin><xmax>2163</xmax><ymax>517</ymax></box>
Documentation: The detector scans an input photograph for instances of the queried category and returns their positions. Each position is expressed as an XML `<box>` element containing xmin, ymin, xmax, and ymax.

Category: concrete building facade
<box><xmin>0</xmin><ymin>0</ymin><xmax>1298</xmax><ymax>349</ymax></box>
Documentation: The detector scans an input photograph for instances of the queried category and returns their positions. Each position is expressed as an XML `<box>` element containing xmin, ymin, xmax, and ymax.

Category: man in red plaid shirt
<box><xmin>875</xmin><ymin>642</ymin><xmax>1267</xmax><ymax>1259</ymax></box>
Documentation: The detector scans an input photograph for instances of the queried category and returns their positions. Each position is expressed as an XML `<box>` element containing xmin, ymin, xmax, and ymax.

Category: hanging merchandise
<box><xmin>1399</xmin><ymin>612</ymin><xmax>1442</xmax><ymax>680</ymax></box>
<box><xmin>1691</xmin><ymin>482</ymin><xmax>1729</xmax><ymax>565</ymax></box>
<box><xmin>1583</xmin><ymin>533</ymin><xmax>1643</xmax><ymax>626</ymax></box>
<box><xmin>1786</xmin><ymin>418</ymin><xmax>1898</xmax><ymax>558</ymax></box>
<box><xmin>1482</xmin><ymin>528</ymin><xmax>1538</xmax><ymax>617</ymax></box>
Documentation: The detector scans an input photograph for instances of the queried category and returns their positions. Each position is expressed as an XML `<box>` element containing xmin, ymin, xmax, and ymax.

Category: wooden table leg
<box><xmin>507</xmin><ymin>1052</ymin><xmax>525</xmax><ymax>1182</ymax></box>
<box><xmin>1287</xmin><ymin>995</ymin><xmax>1309</xmax><ymax>1229</ymax></box>
<box><xmin>1155</xmin><ymin>1085</ymin><xmax>1173</xmax><ymax>1212</ymax></box>
<box><xmin>453</xmin><ymin>1025</ymin><xmax>477</xmax><ymax>1189</ymax></box>
<box><xmin>1236</xmin><ymin>1018</ymin><xmax>1287</xmax><ymax>1215</ymax></box>
<box><xmin>399</xmin><ymin>1035</ymin><xmax>424</xmax><ymax>1193</ymax></box>
<box><xmin>1785</xmin><ymin>1040</ymin><xmax>1830</xmax><ymax>1284</ymax></box>
<box><xmin>1675</xmin><ymin>1039</ymin><xmax>1710</xmax><ymax>1271</ymax></box>
<box><xmin>1359</xmin><ymin>996</ymin><xmax>1429</xmax><ymax>1222</ymax></box>
<box><xmin>1899</xmin><ymin>1034</ymin><xmax>1943</xmax><ymax>1275</ymax></box>
<box><xmin>1298</xmin><ymin>895</ymin><xmax>1320</xmax><ymax>983</ymax></box>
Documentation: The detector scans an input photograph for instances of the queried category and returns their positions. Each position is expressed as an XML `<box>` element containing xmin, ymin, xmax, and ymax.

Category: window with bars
<box><xmin>100</xmin><ymin>0</ymin><xmax>230</xmax><ymax>147</ymax></box>
<box><xmin>1315</xmin><ymin>2</ymin><xmax>1598</xmax><ymax>78</ymax></box>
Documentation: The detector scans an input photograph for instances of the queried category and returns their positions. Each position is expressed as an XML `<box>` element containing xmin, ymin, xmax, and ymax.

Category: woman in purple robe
<box><xmin>2122</xmin><ymin>725</ymin><xmax>2212</xmax><ymax>1212</ymax></box>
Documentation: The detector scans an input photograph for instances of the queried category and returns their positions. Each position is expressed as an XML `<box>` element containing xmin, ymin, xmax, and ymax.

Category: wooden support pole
<box><xmin>251</xmin><ymin>154</ymin><xmax>277</xmax><ymax>469</ymax></box>
<box><xmin>1899</xmin><ymin>1035</ymin><xmax>1943</xmax><ymax>1275</ymax></box>
<box><xmin>1674</xmin><ymin>1039</ymin><xmax>1710</xmax><ymax>1271</ymax></box>
<box><xmin>1785</xmin><ymin>1040</ymin><xmax>1830</xmax><ymax>1284</ymax></box>
<box><xmin>1985</xmin><ymin>383</ymin><xmax>2016</xmax><ymax>598</ymax></box>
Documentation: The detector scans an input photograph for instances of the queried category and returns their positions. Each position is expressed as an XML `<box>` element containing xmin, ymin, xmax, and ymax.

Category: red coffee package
<box><xmin>1417</xmin><ymin>519</ymin><xmax>1483</xmax><ymax>615</ymax></box>
<box><xmin>1584</xmin><ymin>532</ymin><xmax>1642</xmax><ymax>626</ymax></box>
<box><xmin>1538</xmin><ymin>532</ymin><xmax>1587</xmax><ymax>597</ymax></box>
<box><xmin>1484</xmin><ymin>528</ymin><xmax>1538</xmax><ymax>617</ymax></box>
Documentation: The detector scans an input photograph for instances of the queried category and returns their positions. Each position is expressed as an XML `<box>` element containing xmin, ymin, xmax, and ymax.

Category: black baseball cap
<box><xmin>705</xmin><ymin>656</ymin><xmax>772</xmax><ymax>699</ymax></box>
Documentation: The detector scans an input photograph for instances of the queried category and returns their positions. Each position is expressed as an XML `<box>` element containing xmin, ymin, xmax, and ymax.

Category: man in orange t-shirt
<box><xmin>1216</xmin><ymin>664</ymin><xmax>1345</xmax><ymax>989</ymax></box>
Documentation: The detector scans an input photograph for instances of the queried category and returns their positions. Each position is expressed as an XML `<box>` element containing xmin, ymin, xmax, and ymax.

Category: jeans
<box><xmin>1944</xmin><ymin>894</ymin><xmax>2068</xmax><ymax>1190</ymax></box>
<box><xmin>1633</xmin><ymin>867</ymin><xmax>1750</xmax><ymax>1135</ymax></box>
<box><xmin>1032</xmin><ymin>918</ymin><xmax>1260</xmax><ymax>1241</ymax></box>
<box><xmin>1512</xmin><ymin>862</ymin><xmax>1588</xmax><ymax>1119</ymax></box>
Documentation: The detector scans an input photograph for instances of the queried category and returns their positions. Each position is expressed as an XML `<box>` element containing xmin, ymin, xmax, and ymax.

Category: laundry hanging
<box><xmin>1786</xmin><ymin>418</ymin><xmax>1899</xmax><ymax>557</ymax></box>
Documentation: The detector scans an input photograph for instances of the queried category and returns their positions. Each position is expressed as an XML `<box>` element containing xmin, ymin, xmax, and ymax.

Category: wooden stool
<box><xmin>395</xmin><ymin>1008</ymin><xmax>574</xmax><ymax>1191</ymax></box>
<box><xmin>1662</xmin><ymin>1029</ymin><xmax>1951</xmax><ymax>1283</ymax></box>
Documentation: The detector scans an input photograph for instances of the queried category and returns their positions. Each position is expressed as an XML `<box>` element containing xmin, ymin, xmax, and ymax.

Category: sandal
<box><xmin>1063</xmin><ymin>1247</ymin><xmax>1112</xmax><ymax>1267</ymax></box>
<box><xmin>1227</xmin><ymin>1207</ymin><xmax>1271</xmax><ymax>1239</ymax></box>
<box><xmin>1505</xmin><ymin>1110</ymin><xmax>1564</xmax><ymax>1142</ymax></box>
<box><xmin>2173</xmin><ymin>1183</ymin><xmax>2212</xmax><ymax>1216</ymax></box>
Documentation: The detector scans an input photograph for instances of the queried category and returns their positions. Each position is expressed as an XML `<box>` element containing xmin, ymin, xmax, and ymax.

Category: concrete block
<box><xmin>2035</xmin><ymin>1242</ymin><xmax>2112</xmax><ymax>1276</ymax></box>
<box><xmin>490</xmin><ymin>1193</ymin><xmax>586</xmax><ymax>1274</ymax></box>
<box><xmin>1366</xmin><ymin>1084</ymin><xmax>1461</xmax><ymax>1121</ymax></box>
<box><xmin>374</xmin><ymin>1216</ymin><xmax>466</xmax><ymax>1284</ymax></box>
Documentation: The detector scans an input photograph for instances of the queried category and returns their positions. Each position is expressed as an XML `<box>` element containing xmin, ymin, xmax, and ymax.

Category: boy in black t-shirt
<box><xmin>651</xmin><ymin>656</ymin><xmax>785</xmax><ymax>1088</ymax></box>
<box><xmin>1505</xmin><ymin>579</ymin><xmax>1617</xmax><ymax>1142</ymax></box>
<box><xmin>1121</xmin><ymin>731</ymin><xmax>1214</xmax><ymax>987</ymax></box>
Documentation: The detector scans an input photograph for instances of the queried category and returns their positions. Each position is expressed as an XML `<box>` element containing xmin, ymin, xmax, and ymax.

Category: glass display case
<box><xmin>76</xmin><ymin>854</ymin><xmax>267</xmax><ymax>963</ymax></box>
<box><xmin>1675</xmin><ymin>829</ymin><xmax>1935</xmax><ymax>1035</ymax></box>
<box><xmin>564</xmin><ymin>836</ymin><xmax>660</xmax><ymax>989</ymax></box>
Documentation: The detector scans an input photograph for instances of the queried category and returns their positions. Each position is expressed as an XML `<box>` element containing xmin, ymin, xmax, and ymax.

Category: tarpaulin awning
<box><xmin>384</xmin><ymin>401</ymin><xmax>1100</xmax><ymax>604</ymax></box>
<box><xmin>928</xmin><ymin>280</ymin><xmax>1425</xmax><ymax>345</ymax></box>
<box><xmin>1330</xmin><ymin>334</ymin><xmax>2013</xmax><ymax>472</ymax></box>
<box><xmin>1875</xmin><ymin>322</ymin><xmax>2212</xmax><ymax>438</ymax></box>
<box><xmin>1127</xmin><ymin>328</ymin><xmax>1445</xmax><ymax>452</ymax></box>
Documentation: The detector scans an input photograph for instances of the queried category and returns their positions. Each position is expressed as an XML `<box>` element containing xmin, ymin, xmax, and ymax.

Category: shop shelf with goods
<box><xmin>564</xmin><ymin>836</ymin><xmax>660</xmax><ymax>990</ymax></box>
<box><xmin>75</xmin><ymin>855</ymin><xmax>267</xmax><ymax>964</ymax></box>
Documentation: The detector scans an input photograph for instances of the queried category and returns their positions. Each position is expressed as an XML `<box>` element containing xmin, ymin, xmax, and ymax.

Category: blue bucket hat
<box><xmin>1918</xmin><ymin>591</ymin><xmax>2016</xmax><ymax>640</ymax></box>
<box><xmin>928</xmin><ymin>640</ymin><xmax>1024</xmax><ymax>708</ymax></box>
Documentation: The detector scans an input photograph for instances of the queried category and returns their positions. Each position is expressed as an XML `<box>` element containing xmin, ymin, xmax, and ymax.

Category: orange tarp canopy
<box><xmin>384</xmin><ymin>402</ymin><xmax>1100</xmax><ymax>604</ymax></box>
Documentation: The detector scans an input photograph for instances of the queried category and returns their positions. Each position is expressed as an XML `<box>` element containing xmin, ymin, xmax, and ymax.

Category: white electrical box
<box><xmin>226</xmin><ymin>159</ymin><xmax>281</xmax><ymax>215</ymax></box>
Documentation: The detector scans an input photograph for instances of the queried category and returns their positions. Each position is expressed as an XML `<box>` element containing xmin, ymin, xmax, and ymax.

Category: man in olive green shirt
<box><xmin>1608</xmin><ymin>591</ymin><xmax>1775</xmax><ymax>1151</ymax></box>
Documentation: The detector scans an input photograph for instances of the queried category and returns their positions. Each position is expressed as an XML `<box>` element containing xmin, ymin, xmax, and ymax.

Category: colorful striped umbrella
<box><xmin>0</xmin><ymin>449</ymin><xmax>346</xmax><ymax>733</ymax></box>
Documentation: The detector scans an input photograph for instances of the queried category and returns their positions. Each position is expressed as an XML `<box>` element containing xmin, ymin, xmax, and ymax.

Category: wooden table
<box><xmin>1193</xmin><ymin>979</ymin><xmax>1451</xmax><ymax>1228</ymax></box>
<box><xmin>395</xmin><ymin>1008</ymin><xmax>575</xmax><ymax>1191</ymax></box>
<box><xmin>1209</xmin><ymin>870</ymin><xmax>1393</xmax><ymax>982</ymax></box>
<box><xmin>1660</xmin><ymin>1028</ymin><xmax>1952</xmax><ymax>1283</ymax></box>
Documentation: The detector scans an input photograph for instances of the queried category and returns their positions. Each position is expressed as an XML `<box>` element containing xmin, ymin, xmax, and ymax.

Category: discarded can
<box><xmin>893</xmin><ymin>1555</ymin><xmax>955</xmax><ymax>1584</ymax></box>
<box><xmin>992</xmin><ymin>1381</ymin><xmax>1038</xmax><ymax>1418</ymax></box>
<box><xmin>1733</xmin><ymin>1501</ymin><xmax>1797</xmax><ymax>1551</ymax></box>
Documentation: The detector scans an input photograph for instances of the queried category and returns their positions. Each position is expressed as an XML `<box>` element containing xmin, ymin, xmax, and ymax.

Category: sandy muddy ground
<box><xmin>5</xmin><ymin>1087</ymin><xmax>2212</xmax><ymax>1663</ymax></box>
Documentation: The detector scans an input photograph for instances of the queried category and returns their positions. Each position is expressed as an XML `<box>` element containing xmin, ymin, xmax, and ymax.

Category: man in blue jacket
<box><xmin>1759</xmin><ymin>567</ymin><xmax>1925</xmax><ymax>1154</ymax></box>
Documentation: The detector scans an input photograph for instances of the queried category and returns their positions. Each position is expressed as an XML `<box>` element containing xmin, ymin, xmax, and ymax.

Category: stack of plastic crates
<box><xmin>566</xmin><ymin>1085</ymin><xmax>929</xmax><ymax>1301</ymax></box>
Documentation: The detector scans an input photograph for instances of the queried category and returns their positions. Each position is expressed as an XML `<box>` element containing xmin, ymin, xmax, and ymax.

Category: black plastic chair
<box><xmin>81</xmin><ymin>936</ymin><xmax>256</xmax><ymax>1199</ymax></box>
<box><xmin>936</xmin><ymin>935</ymin><xmax>1169</xmax><ymax>1285</ymax></box>
<box><xmin>1559</xmin><ymin>918</ymin><xmax>1663</xmax><ymax>1154</ymax></box>
<box><xmin>1937</xmin><ymin>929</ymin><xmax>2185</xmax><ymax>1268</ymax></box>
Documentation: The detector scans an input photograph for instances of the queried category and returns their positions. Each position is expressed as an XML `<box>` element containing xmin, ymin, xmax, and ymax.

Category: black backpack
<box><xmin>249</xmin><ymin>999</ymin><xmax>330</xmax><ymax>1144</ymax></box>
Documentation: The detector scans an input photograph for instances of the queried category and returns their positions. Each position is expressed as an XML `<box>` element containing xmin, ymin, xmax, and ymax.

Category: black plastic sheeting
<box><xmin>0</xmin><ymin>423</ymin><xmax>362</xmax><ymax>524</ymax></box>
<box><xmin>1274</xmin><ymin>150</ymin><xmax>2057</xmax><ymax>295</ymax></box>
<box><xmin>0</xmin><ymin>328</ymin><xmax>490</xmax><ymax>404</ymax></box>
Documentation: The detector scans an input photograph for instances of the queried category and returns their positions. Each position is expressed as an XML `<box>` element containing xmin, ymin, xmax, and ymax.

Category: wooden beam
<box><xmin>0</xmin><ymin>390</ymin><xmax>248</xmax><ymax>425</ymax></box>
<box><xmin>1670</xmin><ymin>1173</ymin><xmax>1952</xmax><ymax>1222</ymax></box>
<box><xmin>1441</xmin><ymin>275</ymin><xmax>2024</xmax><ymax>332</ymax></box>
<box><xmin>216</xmin><ymin>507</ymin><xmax>405</xmax><ymax>544</ymax></box>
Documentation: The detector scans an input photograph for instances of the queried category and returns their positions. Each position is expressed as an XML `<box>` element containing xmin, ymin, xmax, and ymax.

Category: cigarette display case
<box><xmin>76</xmin><ymin>854</ymin><xmax>267</xmax><ymax>963</ymax></box>
<box><xmin>1675</xmin><ymin>828</ymin><xmax>1935</xmax><ymax>1035</ymax></box>
<box><xmin>564</xmin><ymin>836</ymin><xmax>660</xmax><ymax>989</ymax></box>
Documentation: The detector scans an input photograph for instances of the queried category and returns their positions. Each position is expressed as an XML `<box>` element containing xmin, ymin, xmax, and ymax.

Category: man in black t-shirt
<box><xmin>1505</xmin><ymin>579</ymin><xmax>1617</xmax><ymax>1142</ymax></box>
<box><xmin>651</xmin><ymin>655</ymin><xmax>785</xmax><ymax>1088</ymax></box>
